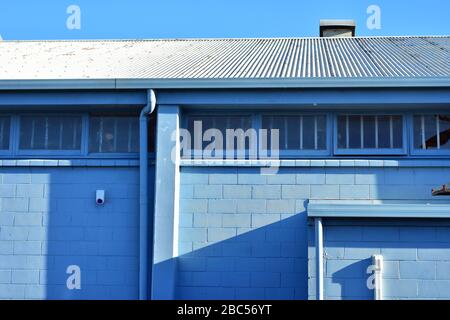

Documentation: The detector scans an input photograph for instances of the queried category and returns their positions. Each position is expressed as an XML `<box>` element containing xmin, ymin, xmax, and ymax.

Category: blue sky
<box><xmin>0</xmin><ymin>0</ymin><xmax>448</xmax><ymax>40</ymax></box>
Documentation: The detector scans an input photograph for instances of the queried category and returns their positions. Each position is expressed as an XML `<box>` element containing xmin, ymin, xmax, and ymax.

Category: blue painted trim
<box><xmin>308</xmin><ymin>203</ymin><xmax>450</xmax><ymax>218</ymax></box>
<box><xmin>152</xmin><ymin>104</ymin><xmax>180</xmax><ymax>300</ymax></box>
<box><xmin>332</xmin><ymin>113</ymin><xmax>408</xmax><ymax>156</ymax></box>
<box><xmin>0</xmin><ymin>159</ymin><xmax>153</xmax><ymax>167</ymax></box>
<box><xmin>158</xmin><ymin>88</ymin><xmax>450</xmax><ymax>107</ymax></box>
<box><xmin>408</xmin><ymin>113</ymin><xmax>450</xmax><ymax>156</ymax></box>
<box><xmin>0</xmin><ymin>90</ymin><xmax>147</xmax><ymax>106</ymax></box>
<box><xmin>179</xmin><ymin>158</ymin><xmax>450</xmax><ymax>167</ymax></box>
<box><xmin>0</xmin><ymin>111</ymin><xmax>151</xmax><ymax>159</ymax></box>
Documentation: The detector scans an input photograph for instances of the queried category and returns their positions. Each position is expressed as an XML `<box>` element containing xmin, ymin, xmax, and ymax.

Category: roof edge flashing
<box><xmin>308</xmin><ymin>203</ymin><xmax>450</xmax><ymax>219</ymax></box>
<box><xmin>0</xmin><ymin>77</ymin><xmax>449</xmax><ymax>90</ymax></box>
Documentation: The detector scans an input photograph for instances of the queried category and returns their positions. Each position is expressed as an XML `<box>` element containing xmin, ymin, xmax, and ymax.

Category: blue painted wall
<box><xmin>0</xmin><ymin>165</ymin><xmax>154</xmax><ymax>299</ymax></box>
<box><xmin>308</xmin><ymin>219</ymin><xmax>450</xmax><ymax>300</ymax></box>
<box><xmin>177</xmin><ymin>167</ymin><xmax>310</xmax><ymax>299</ymax></box>
<box><xmin>178</xmin><ymin>166</ymin><xmax>450</xmax><ymax>300</ymax></box>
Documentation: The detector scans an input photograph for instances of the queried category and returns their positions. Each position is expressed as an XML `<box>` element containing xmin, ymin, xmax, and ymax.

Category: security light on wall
<box><xmin>96</xmin><ymin>190</ymin><xmax>105</xmax><ymax>205</ymax></box>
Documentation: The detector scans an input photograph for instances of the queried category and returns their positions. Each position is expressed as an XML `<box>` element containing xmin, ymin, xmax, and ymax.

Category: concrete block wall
<box><xmin>178</xmin><ymin>166</ymin><xmax>450</xmax><ymax>300</ymax></box>
<box><xmin>306</xmin><ymin>166</ymin><xmax>450</xmax><ymax>300</ymax></box>
<box><xmin>178</xmin><ymin>167</ymin><xmax>308</xmax><ymax>299</ymax></box>
<box><xmin>0</xmin><ymin>166</ymin><xmax>149</xmax><ymax>299</ymax></box>
<box><xmin>308</xmin><ymin>220</ymin><xmax>450</xmax><ymax>300</ymax></box>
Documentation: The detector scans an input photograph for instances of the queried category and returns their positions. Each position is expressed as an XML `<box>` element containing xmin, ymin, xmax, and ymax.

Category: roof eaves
<box><xmin>0</xmin><ymin>77</ymin><xmax>449</xmax><ymax>90</ymax></box>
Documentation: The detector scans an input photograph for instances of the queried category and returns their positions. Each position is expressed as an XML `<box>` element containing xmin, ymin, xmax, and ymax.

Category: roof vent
<box><xmin>320</xmin><ymin>20</ymin><xmax>356</xmax><ymax>37</ymax></box>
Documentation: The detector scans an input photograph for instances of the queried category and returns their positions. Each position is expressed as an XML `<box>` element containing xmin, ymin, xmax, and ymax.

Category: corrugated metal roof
<box><xmin>0</xmin><ymin>36</ymin><xmax>448</xmax><ymax>86</ymax></box>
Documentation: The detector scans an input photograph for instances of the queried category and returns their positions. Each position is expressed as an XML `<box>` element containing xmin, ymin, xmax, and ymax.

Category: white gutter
<box><xmin>0</xmin><ymin>77</ymin><xmax>448</xmax><ymax>90</ymax></box>
<box><xmin>139</xmin><ymin>89</ymin><xmax>156</xmax><ymax>300</ymax></box>
<box><xmin>315</xmin><ymin>218</ymin><xmax>324</xmax><ymax>300</ymax></box>
<box><xmin>372</xmin><ymin>255</ymin><xmax>383</xmax><ymax>300</ymax></box>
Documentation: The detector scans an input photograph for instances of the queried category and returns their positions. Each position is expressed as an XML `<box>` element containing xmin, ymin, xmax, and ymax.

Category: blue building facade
<box><xmin>0</xmin><ymin>37</ymin><xmax>449</xmax><ymax>299</ymax></box>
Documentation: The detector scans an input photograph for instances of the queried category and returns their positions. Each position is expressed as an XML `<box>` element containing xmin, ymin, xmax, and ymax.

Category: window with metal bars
<box><xmin>261</xmin><ymin>115</ymin><xmax>327</xmax><ymax>155</ymax></box>
<box><xmin>19</xmin><ymin>115</ymin><xmax>82</xmax><ymax>151</ymax></box>
<box><xmin>0</xmin><ymin>116</ymin><xmax>11</xmax><ymax>151</ymax></box>
<box><xmin>89</xmin><ymin>116</ymin><xmax>140</xmax><ymax>153</ymax></box>
<box><xmin>185</xmin><ymin>115</ymin><xmax>253</xmax><ymax>159</ymax></box>
<box><xmin>335</xmin><ymin>115</ymin><xmax>404</xmax><ymax>154</ymax></box>
<box><xmin>413</xmin><ymin>114</ymin><xmax>450</xmax><ymax>151</ymax></box>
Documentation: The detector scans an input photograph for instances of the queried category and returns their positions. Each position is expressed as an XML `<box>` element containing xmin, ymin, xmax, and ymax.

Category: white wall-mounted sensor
<box><xmin>96</xmin><ymin>190</ymin><xmax>105</xmax><ymax>205</ymax></box>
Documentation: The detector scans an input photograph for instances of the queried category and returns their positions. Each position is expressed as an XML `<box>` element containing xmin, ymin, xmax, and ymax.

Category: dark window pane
<box><xmin>439</xmin><ymin>115</ymin><xmax>450</xmax><ymax>149</ymax></box>
<box><xmin>348</xmin><ymin>115</ymin><xmax>361</xmax><ymax>149</ymax></box>
<box><xmin>187</xmin><ymin>115</ymin><xmax>252</xmax><ymax>159</ymax></box>
<box><xmin>302</xmin><ymin>116</ymin><xmax>315</xmax><ymax>150</ymax></box>
<box><xmin>337</xmin><ymin>115</ymin><xmax>347</xmax><ymax>149</ymax></box>
<box><xmin>20</xmin><ymin>116</ymin><xmax>81</xmax><ymax>151</ymax></box>
<box><xmin>392</xmin><ymin>116</ymin><xmax>403</xmax><ymax>148</ymax></box>
<box><xmin>0</xmin><ymin>117</ymin><xmax>10</xmax><ymax>150</ymax></box>
<box><xmin>377</xmin><ymin>116</ymin><xmax>390</xmax><ymax>148</ymax></box>
<box><xmin>424</xmin><ymin>115</ymin><xmax>437</xmax><ymax>149</ymax></box>
<box><xmin>271</xmin><ymin>116</ymin><xmax>287</xmax><ymax>150</ymax></box>
<box><xmin>89</xmin><ymin>116</ymin><xmax>139</xmax><ymax>153</ymax></box>
<box><xmin>286</xmin><ymin>117</ymin><xmax>300</xmax><ymax>150</ymax></box>
<box><xmin>413</xmin><ymin>115</ymin><xmax>423</xmax><ymax>149</ymax></box>
<box><xmin>316</xmin><ymin>116</ymin><xmax>327</xmax><ymax>150</ymax></box>
<box><xmin>363</xmin><ymin>116</ymin><xmax>376</xmax><ymax>148</ymax></box>
<box><xmin>262</xmin><ymin>115</ymin><xmax>327</xmax><ymax>152</ymax></box>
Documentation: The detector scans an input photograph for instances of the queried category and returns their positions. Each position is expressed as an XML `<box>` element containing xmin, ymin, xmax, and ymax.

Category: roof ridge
<box><xmin>1</xmin><ymin>35</ymin><xmax>449</xmax><ymax>43</ymax></box>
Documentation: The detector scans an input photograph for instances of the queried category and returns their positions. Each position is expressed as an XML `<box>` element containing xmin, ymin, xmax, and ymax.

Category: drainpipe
<box><xmin>372</xmin><ymin>255</ymin><xmax>383</xmax><ymax>300</ymax></box>
<box><xmin>139</xmin><ymin>89</ymin><xmax>156</xmax><ymax>300</ymax></box>
<box><xmin>315</xmin><ymin>218</ymin><xmax>324</xmax><ymax>300</ymax></box>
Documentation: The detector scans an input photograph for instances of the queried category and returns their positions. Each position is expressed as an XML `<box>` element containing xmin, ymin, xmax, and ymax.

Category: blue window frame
<box><xmin>0</xmin><ymin>113</ymin><xmax>151</xmax><ymax>159</ymax></box>
<box><xmin>260</xmin><ymin>113</ymin><xmax>331</xmax><ymax>157</ymax></box>
<box><xmin>333</xmin><ymin>113</ymin><xmax>407</xmax><ymax>156</ymax></box>
<box><xmin>17</xmin><ymin>114</ymin><xmax>83</xmax><ymax>156</ymax></box>
<box><xmin>88</xmin><ymin>116</ymin><xmax>139</xmax><ymax>154</ymax></box>
<box><xmin>184</xmin><ymin>113</ymin><xmax>254</xmax><ymax>159</ymax></box>
<box><xmin>410</xmin><ymin>113</ymin><xmax>450</xmax><ymax>156</ymax></box>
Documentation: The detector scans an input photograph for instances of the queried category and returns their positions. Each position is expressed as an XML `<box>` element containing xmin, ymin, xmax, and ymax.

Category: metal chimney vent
<box><xmin>320</xmin><ymin>20</ymin><xmax>356</xmax><ymax>37</ymax></box>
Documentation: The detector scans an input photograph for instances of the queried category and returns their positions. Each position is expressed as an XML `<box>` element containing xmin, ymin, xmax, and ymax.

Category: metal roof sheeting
<box><xmin>0</xmin><ymin>36</ymin><xmax>448</xmax><ymax>85</ymax></box>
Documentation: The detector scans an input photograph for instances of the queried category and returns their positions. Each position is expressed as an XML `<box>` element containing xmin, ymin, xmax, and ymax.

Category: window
<box><xmin>335</xmin><ymin>115</ymin><xmax>404</xmax><ymax>154</ymax></box>
<box><xmin>89</xmin><ymin>116</ymin><xmax>139</xmax><ymax>153</ymax></box>
<box><xmin>261</xmin><ymin>115</ymin><xmax>327</xmax><ymax>154</ymax></box>
<box><xmin>413</xmin><ymin>114</ymin><xmax>450</xmax><ymax>151</ymax></box>
<box><xmin>0</xmin><ymin>116</ymin><xmax>11</xmax><ymax>150</ymax></box>
<box><xmin>19</xmin><ymin>115</ymin><xmax>82</xmax><ymax>151</ymax></box>
<box><xmin>185</xmin><ymin>115</ymin><xmax>253</xmax><ymax>159</ymax></box>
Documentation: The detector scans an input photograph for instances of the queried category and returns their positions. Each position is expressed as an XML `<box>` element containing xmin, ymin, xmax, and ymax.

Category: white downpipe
<box><xmin>315</xmin><ymin>218</ymin><xmax>324</xmax><ymax>300</ymax></box>
<box><xmin>372</xmin><ymin>255</ymin><xmax>383</xmax><ymax>300</ymax></box>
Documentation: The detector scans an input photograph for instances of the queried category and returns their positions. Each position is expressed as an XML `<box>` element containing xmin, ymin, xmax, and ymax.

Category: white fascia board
<box><xmin>308</xmin><ymin>203</ymin><xmax>450</xmax><ymax>219</ymax></box>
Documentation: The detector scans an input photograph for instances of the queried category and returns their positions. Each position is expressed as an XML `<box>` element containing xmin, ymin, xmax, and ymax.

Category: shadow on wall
<box><xmin>155</xmin><ymin>211</ymin><xmax>309</xmax><ymax>300</ymax></box>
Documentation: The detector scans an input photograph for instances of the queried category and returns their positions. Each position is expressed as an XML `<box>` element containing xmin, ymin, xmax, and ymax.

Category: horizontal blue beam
<box><xmin>157</xmin><ymin>88</ymin><xmax>450</xmax><ymax>108</ymax></box>
<box><xmin>308</xmin><ymin>203</ymin><xmax>450</xmax><ymax>219</ymax></box>
<box><xmin>0</xmin><ymin>90</ymin><xmax>147</xmax><ymax>107</ymax></box>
